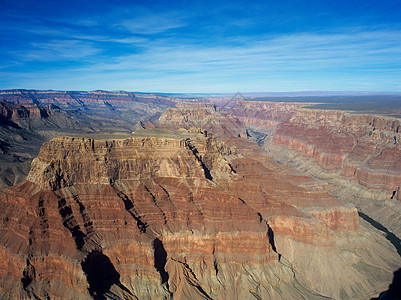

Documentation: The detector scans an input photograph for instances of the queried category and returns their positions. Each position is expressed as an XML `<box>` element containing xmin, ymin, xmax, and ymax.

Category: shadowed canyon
<box><xmin>0</xmin><ymin>90</ymin><xmax>400</xmax><ymax>299</ymax></box>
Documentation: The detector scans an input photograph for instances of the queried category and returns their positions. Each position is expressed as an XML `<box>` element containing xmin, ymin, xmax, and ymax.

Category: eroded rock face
<box><xmin>228</xmin><ymin>100</ymin><xmax>302</xmax><ymax>128</ymax></box>
<box><xmin>0</xmin><ymin>89</ymin><xmax>177</xmax><ymax>109</ymax></box>
<box><xmin>273</xmin><ymin>109</ymin><xmax>401</xmax><ymax>190</ymax></box>
<box><xmin>267</xmin><ymin>108</ymin><xmax>401</xmax><ymax>238</ymax></box>
<box><xmin>0</xmin><ymin>129</ymin><xmax>399</xmax><ymax>299</ymax></box>
<box><xmin>158</xmin><ymin>102</ymin><xmax>248</xmax><ymax>138</ymax></box>
<box><xmin>226</xmin><ymin>100</ymin><xmax>401</xmax><ymax>243</ymax></box>
<box><xmin>0</xmin><ymin>90</ymin><xmax>185</xmax><ymax>188</ymax></box>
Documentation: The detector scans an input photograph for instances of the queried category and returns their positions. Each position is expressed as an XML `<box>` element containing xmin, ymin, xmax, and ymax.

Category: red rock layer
<box><xmin>0</xmin><ymin>101</ymin><xmax>54</xmax><ymax>122</ymax></box>
<box><xmin>158</xmin><ymin>102</ymin><xmax>248</xmax><ymax>138</ymax></box>
<box><xmin>228</xmin><ymin>100</ymin><xmax>303</xmax><ymax>129</ymax></box>
<box><xmin>0</xmin><ymin>130</ymin><xmax>362</xmax><ymax>299</ymax></box>
<box><xmin>0</xmin><ymin>89</ymin><xmax>178</xmax><ymax>107</ymax></box>
<box><xmin>273</xmin><ymin>108</ymin><xmax>401</xmax><ymax>190</ymax></box>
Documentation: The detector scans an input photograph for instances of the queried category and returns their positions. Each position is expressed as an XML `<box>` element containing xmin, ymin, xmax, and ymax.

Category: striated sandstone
<box><xmin>229</xmin><ymin>100</ymin><xmax>302</xmax><ymax>123</ymax></box>
<box><xmin>158</xmin><ymin>102</ymin><xmax>248</xmax><ymax>138</ymax></box>
<box><xmin>273</xmin><ymin>108</ymin><xmax>401</xmax><ymax>190</ymax></box>
<box><xmin>232</xmin><ymin>101</ymin><xmax>401</xmax><ymax>241</ymax></box>
<box><xmin>0</xmin><ymin>128</ymin><xmax>399</xmax><ymax>299</ymax></box>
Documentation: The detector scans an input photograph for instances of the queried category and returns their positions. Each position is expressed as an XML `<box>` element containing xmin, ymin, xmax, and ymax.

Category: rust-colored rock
<box><xmin>0</xmin><ymin>128</ymin><xmax>398</xmax><ymax>299</ymax></box>
<box><xmin>273</xmin><ymin>108</ymin><xmax>401</xmax><ymax>190</ymax></box>
<box><xmin>227</xmin><ymin>100</ymin><xmax>401</xmax><ymax>241</ymax></box>
<box><xmin>158</xmin><ymin>102</ymin><xmax>248</xmax><ymax>138</ymax></box>
<box><xmin>228</xmin><ymin>100</ymin><xmax>302</xmax><ymax>128</ymax></box>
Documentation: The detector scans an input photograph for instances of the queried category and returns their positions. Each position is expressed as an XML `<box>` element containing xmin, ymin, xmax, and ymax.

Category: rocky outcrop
<box><xmin>158</xmin><ymin>102</ymin><xmax>248</xmax><ymax>138</ymax></box>
<box><xmin>273</xmin><ymin>108</ymin><xmax>401</xmax><ymax>190</ymax></box>
<box><xmin>0</xmin><ymin>101</ymin><xmax>99</xmax><ymax>188</ymax></box>
<box><xmin>0</xmin><ymin>89</ymin><xmax>183</xmax><ymax>188</ymax></box>
<box><xmin>0</xmin><ymin>101</ymin><xmax>56</xmax><ymax>121</ymax></box>
<box><xmin>0</xmin><ymin>129</ymin><xmax>399</xmax><ymax>299</ymax></box>
<box><xmin>230</xmin><ymin>101</ymin><xmax>401</xmax><ymax>241</ymax></box>
<box><xmin>228</xmin><ymin>101</ymin><xmax>302</xmax><ymax>129</ymax></box>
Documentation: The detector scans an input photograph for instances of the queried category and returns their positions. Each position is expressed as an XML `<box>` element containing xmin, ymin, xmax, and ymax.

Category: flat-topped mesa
<box><xmin>27</xmin><ymin>133</ymin><xmax>239</xmax><ymax>190</ymax></box>
<box><xmin>158</xmin><ymin>102</ymin><xmax>248</xmax><ymax>138</ymax></box>
<box><xmin>273</xmin><ymin>108</ymin><xmax>401</xmax><ymax>190</ymax></box>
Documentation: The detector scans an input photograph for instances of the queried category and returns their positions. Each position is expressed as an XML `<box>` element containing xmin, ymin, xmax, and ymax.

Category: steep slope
<box><xmin>0</xmin><ymin>89</ymin><xmax>178</xmax><ymax>125</ymax></box>
<box><xmin>0</xmin><ymin>101</ymin><xmax>98</xmax><ymax>188</ymax></box>
<box><xmin>264</xmin><ymin>108</ymin><xmax>401</xmax><ymax>239</ymax></box>
<box><xmin>228</xmin><ymin>100</ymin><xmax>302</xmax><ymax>129</ymax></box>
<box><xmin>0</xmin><ymin>130</ymin><xmax>399</xmax><ymax>299</ymax></box>
<box><xmin>157</xmin><ymin>102</ymin><xmax>247</xmax><ymax>138</ymax></box>
<box><xmin>225</xmin><ymin>100</ymin><xmax>401</xmax><ymax>237</ymax></box>
<box><xmin>0</xmin><ymin>90</ymin><xmax>181</xmax><ymax>188</ymax></box>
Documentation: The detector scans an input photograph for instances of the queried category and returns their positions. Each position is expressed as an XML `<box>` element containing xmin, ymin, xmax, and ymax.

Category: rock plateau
<box><xmin>0</xmin><ymin>92</ymin><xmax>400</xmax><ymax>299</ymax></box>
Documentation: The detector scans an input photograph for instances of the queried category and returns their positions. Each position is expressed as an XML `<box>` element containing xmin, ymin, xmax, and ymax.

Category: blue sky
<box><xmin>1</xmin><ymin>0</ymin><xmax>401</xmax><ymax>93</ymax></box>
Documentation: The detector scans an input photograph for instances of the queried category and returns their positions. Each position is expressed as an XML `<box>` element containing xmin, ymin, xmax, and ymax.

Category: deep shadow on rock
<box><xmin>373</xmin><ymin>268</ymin><xmax>401</xmax><ymax>300</ymax></box>
<box><xmin>81</xmin><ymin>250</ymin><xmax>121</xmax><ymax>299</ymax></box>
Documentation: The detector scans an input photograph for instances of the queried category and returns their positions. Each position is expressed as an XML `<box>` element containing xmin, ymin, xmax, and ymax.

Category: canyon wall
<box><xmin>158</xmin><ymin>102</ymin><xmax>248</xmax><ymax>138</ymax></box>
<box><xmin>0</xmin><ymin>90</ymin><xmax>183</xmax><ymax>188</ymax></box>
<box><xmin>0</xmin><ymin>89</ymin><xmax>177</xmax><ymax>108</ymax></box>
<box><xmin>1</xmin><ymin>130</ymin><xmax>398</xmax><ymax>299</ymax></box>
<box><xmin>0</xmin><ymin>94</ymin><xmax>400</xmax><ymax>299</ymax></box>
<box><xmin>274</xmin><ymin>109</ymin><xmax>401</xmax><ymax>190</ymax></box>
<box><xmin>229</xmin><ymin>101</ymin><xmax>401</xmax><ymax>240</ymax></box>
<box><xmin>228</xmin><ymin>100</ymin><xmax>302</xmax><ymax>127</ymax></box>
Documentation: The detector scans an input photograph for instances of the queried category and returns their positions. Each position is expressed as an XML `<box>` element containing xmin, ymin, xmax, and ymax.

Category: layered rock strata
<box><xmin>0</xmin><ymin>89</ymin><xmax>181</xmax><ymax>188</ymax></box>
<box><xmin>273</xmin><ymin>109</ymin><xmax>401</xmax><ymax>190</ymax></box>
<box><xmin>0</xmin><ymin>130</ymin><xmax>399</xmax><ymax>299</ymax></box>
<box><xmin>262</xmin><ymin>108</ymin><xmax>401</xmax><ymax>238</ymax></box>
<box><xmin>158</xmin><ymin>102</ymin><xmax>248</xmax><ymax>138</ymax></box>
<box><xmin>0</xmin><ymin>89</ymin><xmax>177</xmax><ymax>109</ymax></box>
<box><xmin>0</xmin><ymin>101</ymin><xmax>98</xmax><ymax>188</ymax></box>
<box><xmin>228</xmin><ymin>100</ymin><xmax>302</xmax><ymax>129</ymax></box>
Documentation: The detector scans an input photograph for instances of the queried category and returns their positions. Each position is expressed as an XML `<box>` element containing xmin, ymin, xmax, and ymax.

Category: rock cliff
<box><xmin>0</xmin><ymin>101</ymin><xmax>99</xmax><ymax>188</ymax></box>
<box><xmin>158</xmin><ymin>102</ymin><xmax>248</xmax><ymax>138</ymax></box>
<box><xmin>268</xmin><ymin>108</ymin><xmax>401</xmax><ymax>237</ymax></box>
<box><xmin>228</xmin><ymin>100</ymin><xmax>302</xmax><ymax>128</ymax></box>
<box><xmin>226</xmin><ymin>100</ymin><xmax>401</xmax><ymax>242</ymax></box>
<box><xmin>0</xmin><ymin>89</ymin><xmax>183</xmax><ymax>188</ymax></box>
<box><xmin>0</xmin><ymin>129</ymin><xmax>399</xmax><ymax>299</ymax></box>
<box><xmin>274</xmin><ymin>109</ymin><xmax>401</xmax><ymax>189</ymax></box>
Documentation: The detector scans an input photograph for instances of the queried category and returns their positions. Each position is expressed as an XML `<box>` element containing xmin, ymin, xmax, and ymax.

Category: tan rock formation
<box><xmin>158</xmin><ymin>102</ymin><xmax>248</xmax><ymax>138</ymax></box>
<box><xmin>273</xmin><ymin>108</ymin><xmax>401</xmax><ymax>190</ymax></box>
<box><xmin>0</xmin><ymin>129</ymin><xmax>399</xmax><ymax>299</ymax></box>
<box><xmin>225</xmin><ymin>100</ymin><xmax>401</xmax><ymax>243</ymax></box>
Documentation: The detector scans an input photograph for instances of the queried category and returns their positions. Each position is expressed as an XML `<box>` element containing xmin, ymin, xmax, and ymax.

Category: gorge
<box><xmin>0</xmin><ymin>90</ymin><xmax>400</xmax><ymax>299</ymax></box>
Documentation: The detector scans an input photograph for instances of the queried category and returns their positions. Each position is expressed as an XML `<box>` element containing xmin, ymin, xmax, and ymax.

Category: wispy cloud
<box><xmin>78</xmin><ymin>29</ymin><xmax>401</xmax><ymax>75</ymax></box>
<box><xmin>21</xmin><ymin>40</ymin><xmax>101</xmax><ymax>61</ymax></box>
<box><xmin>2</xmin><ymin>2</ymin><xmax>401</xmax><ymax>93</ymax></box>
<box><xmin>118</xmin><ymin>15</ymin><xmax>186</xmax><ymax>35</ymax></box>
<box><xmin>4</xmin><ymin>28</ymin><xmax>398</xmax><ymax>92</ymax></box>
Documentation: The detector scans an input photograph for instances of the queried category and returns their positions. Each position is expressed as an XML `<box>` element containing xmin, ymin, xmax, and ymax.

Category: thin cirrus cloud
<box><xmin>1</xmin><ymin>0</ymin><xmax>401</xmax><ymax>92</ymax></box>
<box><xmin>19</xmin><ymin>40</ymin><xmax>101</xmax><ymax>62</ymax></box>
<box><xmin>118</xmin><ymin>15</ymin><xmax>186</xmax><ymax>35</ymax></box>
<box><xmin>4</xmin><ymin>28</ymin><xmax>399</xmax><ymax>92</ymax></box>
<box><xmin>84</xmin><ymin>29</ymin><xmax>401</xmax><ymax>74</ymax></box>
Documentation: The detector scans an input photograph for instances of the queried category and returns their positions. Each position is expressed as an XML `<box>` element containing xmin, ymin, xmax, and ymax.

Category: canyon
<box><xmin>0</xmin><ymin>90</ymin><xmax>400</xmax><ymax>299</ymax></box>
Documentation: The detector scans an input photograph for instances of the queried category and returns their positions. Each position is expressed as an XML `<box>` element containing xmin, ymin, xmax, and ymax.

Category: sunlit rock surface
<box><xmin>0</xmin><ymin>129</ymin><xmax>398</xmax><ymax>299</ymax></box>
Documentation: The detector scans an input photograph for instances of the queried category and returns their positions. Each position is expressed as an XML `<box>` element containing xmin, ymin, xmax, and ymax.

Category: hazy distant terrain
<box><xmin>253</xmin><ymin>95</ymin><xmax>401</xmax><ymax>117</ymax></box>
